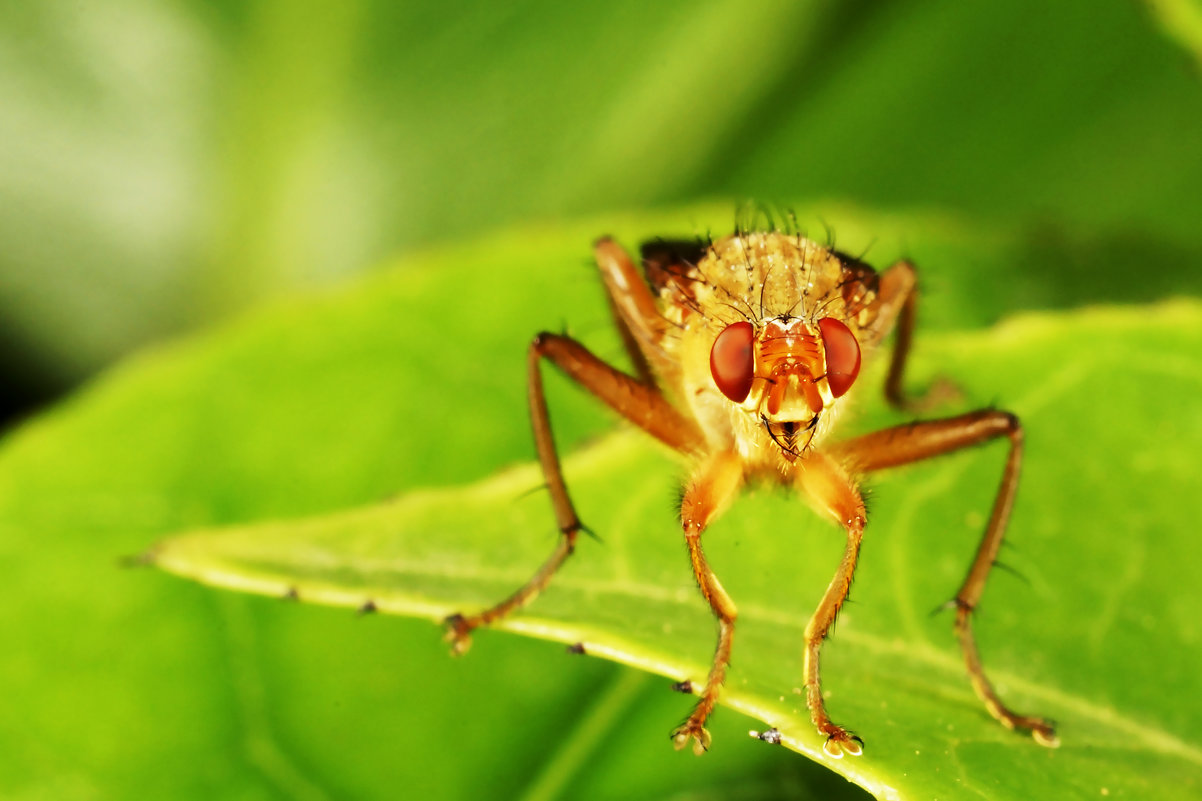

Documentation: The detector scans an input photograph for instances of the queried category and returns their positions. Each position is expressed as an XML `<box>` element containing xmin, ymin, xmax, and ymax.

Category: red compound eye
<box><xmin>818</xmin><ymin>317</ymin><xmax>861</xmax><ymax>398</ymax></box>
<box><xmin>709</xmin><ymin>321</ymin><xmax>755</xmax><ymax>403</ymax></box>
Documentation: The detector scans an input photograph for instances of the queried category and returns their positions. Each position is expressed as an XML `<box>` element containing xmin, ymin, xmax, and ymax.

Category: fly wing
<box><xmin>641</xmin><ymin>239</ymin><xmax>708</xmax><ymax>295</ymax></box>
<box><xmin>831</xmin><ymin>252</ymin><xmax>881</xmax><ymax>319</ymax></box>
<box><xmin>828</xmin><ymin>251</ymin><xmax>889</xmax><ymax>345</ymax></box>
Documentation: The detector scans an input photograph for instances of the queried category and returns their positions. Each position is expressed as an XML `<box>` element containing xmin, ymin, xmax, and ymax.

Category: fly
<box><xmin>443</xmin><ymin>228</ymin><xmax>1058</xmax><ymax>757</ymax></box>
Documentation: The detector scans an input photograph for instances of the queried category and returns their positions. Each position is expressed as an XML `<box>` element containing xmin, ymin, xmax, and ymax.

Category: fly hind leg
<box><xmin>866</xmin><ymin>260</ymin><xmax>959</xmax><ymax>411</ymax></box>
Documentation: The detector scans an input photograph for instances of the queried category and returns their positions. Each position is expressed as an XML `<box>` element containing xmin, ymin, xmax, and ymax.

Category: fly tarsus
<box><xmin>442</xmin><ymin>523</ymin><xmax>583</xmax><ymax>656</ymax></box>
<box><xmin>955</xmin><ymin>602</ymin><xmax>1060</xmax><ymax>748</ymax></box>
<box><xmin>442</xmin><ymin>613</ymin><xmax>474</xmax><ymax>656</ymax></box>
<box><xmin>671</xmin><ymin>717</ymin><xmax>713</xmax><ymax>756</ymax></box>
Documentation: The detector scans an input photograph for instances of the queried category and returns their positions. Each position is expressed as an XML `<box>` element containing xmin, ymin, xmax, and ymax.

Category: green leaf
<box><xmin>147</xmin><ymin>299</ymin><xmax>1202</xmax><ymax>799</ymax></box>
<box><xmin>3</xmin><ymin>206</ymin><xmax>1200</xmax><ymax>800</ymax></box>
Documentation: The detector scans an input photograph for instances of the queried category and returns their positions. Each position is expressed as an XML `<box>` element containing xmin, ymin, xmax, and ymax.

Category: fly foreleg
<box><xmin>794</xmin><ymin>451</ymin><xmax>867</xmax><ymax>757</ymax></box>
<box><xmin>672</xmin><ymin>450</ymin><xmax>744</xmax><ymax>755</ymax></box>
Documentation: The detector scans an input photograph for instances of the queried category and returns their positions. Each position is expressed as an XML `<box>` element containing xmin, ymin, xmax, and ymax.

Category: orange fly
<box><xmin>444</xmin><ymin>227</ymin><xmax>1058</xmax><ymax>757</ymax></box>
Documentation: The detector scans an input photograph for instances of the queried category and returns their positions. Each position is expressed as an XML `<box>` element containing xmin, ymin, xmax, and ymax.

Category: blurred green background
<box><xmin>4</xmin><ymin>0</ymin><xmax>1202</xmax><ymax>419</ymax></box>
<box><xmin>3</xmin><ymin>1</ymin><xmax>1202</xmax><ymax>799</ymax></box>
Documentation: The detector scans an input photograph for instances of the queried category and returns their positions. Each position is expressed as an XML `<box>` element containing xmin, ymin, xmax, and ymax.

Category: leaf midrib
<box><xmin>161</xmin><ymin>521</ymin><xmax>1202</xmax><ymax>768</ymax></box>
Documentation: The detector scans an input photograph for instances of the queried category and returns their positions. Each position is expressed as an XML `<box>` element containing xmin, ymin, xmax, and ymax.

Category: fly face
<box><xmin>668</xmin><ymin>233</ymin><xmax>877</xmax><ymax>468</ymax></box>
<box><xmin>759</xmin><ymin>315</ymin><xmax>861</xmax><ymax>462</ymax></box>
